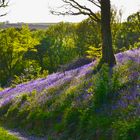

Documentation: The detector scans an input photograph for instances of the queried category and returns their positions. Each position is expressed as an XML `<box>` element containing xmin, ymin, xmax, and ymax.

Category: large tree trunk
<box><xmin>100</xmin><ymin>0</ymin><xmax>116</xmax><ymax>67</ymax></box>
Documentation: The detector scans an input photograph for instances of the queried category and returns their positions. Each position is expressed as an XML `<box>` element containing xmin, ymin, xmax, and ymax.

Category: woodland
<box><xmin>0</xmin><ymin>0</ymin><xmax>140</xmax><ymax>140</ymax></box>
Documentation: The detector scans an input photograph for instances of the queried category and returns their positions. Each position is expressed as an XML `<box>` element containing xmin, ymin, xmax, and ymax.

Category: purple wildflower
<box><xmin>1</xmin><ymin>47</ymin><xmax>140</xmax><ymax>107</ymax></box>
<box><xmin>0</xmin><ymin>62</ymin><xmax>95</xmax><ymax>106</ymax></box>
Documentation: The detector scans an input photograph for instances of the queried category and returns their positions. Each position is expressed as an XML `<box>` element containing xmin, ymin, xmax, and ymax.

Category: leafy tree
<box><xmin>114</xmin><ymin>12</ymin><xmax>140</xmax><ymax>52</ymax></box>
<box><xmin>0</xmin><ymin>26</ymin><xmax>39</xmax><ymax>86</ymax></box>
<box><xmin>34</xmin><ymin>23</ymin><xmax>77</xmax><ymax>73</ymax></box>
<box><xmin>127</xmin><ymin>11</ymin><xmax>140</xmax><ymax>25</ymax></box>
<box><xmin>51</xmin><ymin>0</ymin><xmax>116</xmax><ymax>67</ymax></box>
<box><xmin>76</xmin><ymin>17</ymin><xmax>101</xmax><ymax>57</ymax></box>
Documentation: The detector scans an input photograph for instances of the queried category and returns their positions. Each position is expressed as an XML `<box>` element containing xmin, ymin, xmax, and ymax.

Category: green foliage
<box><xmin>0</xmin><ymin>11</ymin><xmax>140</xmax><ymax>87</ymax></box>
<box><xmin>86</xmin><ymin>45</ymin><xmax>102</xmax><ymax>59</ymax></box>
<box><xmin>91</xmin><ymin>60</ymin><xmax>140</xmax><ymax>110</ymax></box>
<box><xmin>21</xmin><ymin>94</ymin><xmax>28</xmax><ymax>103</ymax></box>
<box><xmin>114</xmin><ymin>13</ymin><xmax>140</xmax><ymax>52</ymax></box>
<box><xmin>35</xmin><ymin>22</ymin><xmax>78</xmax><ymax>73</ymax></box>
<box><xmin>12</xmin><ymin>63</ymin><xmax>48</xmax><ymax>85</ymax></box>
<box><xmin>1</xmin><ymin>59</ymin><xmax>140</xmax><ymax>139</ymax></box>
<box><xmin>0</xmin><ymin>127</ymin><xmax>19</xmax><ymax>140</ymax></box>
<box><xmin>129</xmin><ymin>38</ymin><xmax>140</xmax><ymax>49</ymax></box>
<box><xmin>92</xmin><ymin>64</ymin><xmax>121</xmax><ymax>108</ymax></box>
<box><xmin>0</xmin><ymin>10</ymin><xmax>140</xmax><ymax>140</ymax></box>
<box><xmin>112</xmin><ymin>118</ymin><xmax>140</xmax><ymax>140</ymax></box>
<box><xmin>0</xmin><ymin>87</ymin><xmax>3</xmax><ymax>91</ymax></box>
<box><xmin>0</xmin><ymin>26</ymin><xmax>39</xmax><ymax>86</ymax></box>
<box><xmin>76</xmin><ymin>17</ymin><xmax>101</xmax><ymax>56</ymax></box>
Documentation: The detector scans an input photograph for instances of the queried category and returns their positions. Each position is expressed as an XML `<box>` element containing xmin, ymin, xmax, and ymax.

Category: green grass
<box><xmin>0</xmin><ymin>127</ymin><xmax>19</xmax><ymax>140</ymax></box>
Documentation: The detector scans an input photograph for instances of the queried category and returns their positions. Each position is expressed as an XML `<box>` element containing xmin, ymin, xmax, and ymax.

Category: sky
<box><xmin>0</xmin><ymin>0</ymin><xmax>140</xmax><ymax>23</ymax></box>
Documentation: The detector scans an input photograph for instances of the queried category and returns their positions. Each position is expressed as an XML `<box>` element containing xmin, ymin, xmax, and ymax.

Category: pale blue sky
<box><xmin>0</xmin><ymin>0</ymin><xmax>140</xmax><ymax>23</ymax></box>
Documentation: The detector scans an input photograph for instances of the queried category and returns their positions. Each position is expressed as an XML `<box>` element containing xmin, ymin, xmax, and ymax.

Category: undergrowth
<box><xmin>0</xmin><ymin>126</ymin><xmax>19</xmax><ymax>140</ymax></box>
<box><xmin>0</xmin><ymin>61</ymin><xmax>140</xmax><ymax>140</ymax></box>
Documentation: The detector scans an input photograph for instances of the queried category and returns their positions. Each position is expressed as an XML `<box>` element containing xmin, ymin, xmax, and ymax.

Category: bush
<box><xmin>12</xmin><ymin>65</ymin><xmax>48</xmax><ymax>85</ymax></box>
<box><xmin>112</xmin><ymin>118</ymin><xmax>140</xmax><ymax>140</ymax></box>
<box><xmin>92</xmin><ymin>64</ymin><xmax>121</xmax><ymax>108</ymax></box>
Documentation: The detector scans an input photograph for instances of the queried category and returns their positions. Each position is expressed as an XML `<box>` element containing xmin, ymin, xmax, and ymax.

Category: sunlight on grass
<box><xmin>0</xmin><ymin>127</ymin><xmax>19</xmax><ymax>140</ymax></box>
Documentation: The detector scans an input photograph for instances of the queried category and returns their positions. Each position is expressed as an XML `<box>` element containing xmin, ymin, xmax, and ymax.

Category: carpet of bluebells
<box><xmin>116</xmin><ymin>47</ymin><xmax>140</xmax><ymax>64</ymax></box>
<box><xmin>0</xmin><ymin>61</ymin><xmax>95</xmax><ymax>107</ymax></box>
<box><xmin>1</xmin><ymin>48</ymin><xmax>140</xmax><ymax>107</ymax></box>
<box><xmin>0</xmin><ymin>48</ymin><xmax>140</xmax><ymax>139</ymax></box>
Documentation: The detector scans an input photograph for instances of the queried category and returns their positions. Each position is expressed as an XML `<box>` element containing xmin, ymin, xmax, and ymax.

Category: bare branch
<box><xmin>0</xmin><ymin>12</ymin><xmax>7</xmax><ymax>17</ymax></box>
<box><xmin>51</xmin><ymin>0</ymin><xmax>101</xmax><ymax>23</ymax></box>
<box><xmin>97</xmin><ymin>0</ymin><xmax>101</xmax><ymax>4</ymax></box>
<box><xmin>0</xmin><ymin>0</ymin><xmax>8</xmax><ymax>7</ymax></box>
<box><xmin>68</xmin><ymin>0</ymin><xmax>100</xmax><ymax>21</ymax></box>
<box><xmin>88</xmin><ymin>0</ymin><xmax>101</xmax><ymax>8</ymax></box>
<box><xmin>0</xmin><ymin>0</ymin><xmax>8</xmax><ymax>17</ymax></box>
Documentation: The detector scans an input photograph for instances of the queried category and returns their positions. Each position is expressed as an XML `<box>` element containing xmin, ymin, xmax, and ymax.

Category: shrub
<box><xmin>112</xmin><ymin>118</ymin><xmax>140</xmax><ymax>140</ymax></box>
<box><xmin>12</xmin><ymin>65</ymin><xmax>48</xmax><ymax>85</ymax></box>
<box><xmin>92</xmin><ymin>64</ymin><xmax>121</xmax><ymax>108</ymax></box>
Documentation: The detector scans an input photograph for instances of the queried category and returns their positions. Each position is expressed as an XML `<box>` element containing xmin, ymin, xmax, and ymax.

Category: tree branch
<box><xmin>51</xmin><ymin>0</ymin><xmax>101</xmax><ymax>23</ymax></box>
<box><xmin>0</xmin><ymin>0</ymin><xmax>8</xmax><ymax>17</ymax></box>
<box><xmin>68</xmin><ymin>0</ymin><xmax>100</xmax><ymax>21</ymax></box>
<box><xmin>0</xmin><ymin>12</ymin><xmax>7</xmax><ymax>17</ymax></box>
<box><xmin>88</xmin><ymin>0</ymin><xmax>101</xmax><ymax>8</ymax></box>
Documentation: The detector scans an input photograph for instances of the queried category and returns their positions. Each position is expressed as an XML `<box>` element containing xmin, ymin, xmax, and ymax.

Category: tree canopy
<box><xmin>51</xmin><ymin>0</ymin><xmax>116</xmax><ymax>67</ymax></box>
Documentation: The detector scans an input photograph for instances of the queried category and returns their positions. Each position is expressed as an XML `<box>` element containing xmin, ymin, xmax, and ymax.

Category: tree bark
<box><xmin>100</xmin><ymin>0</ymin><xmax>116</xmax><ymax>67</ymax></box>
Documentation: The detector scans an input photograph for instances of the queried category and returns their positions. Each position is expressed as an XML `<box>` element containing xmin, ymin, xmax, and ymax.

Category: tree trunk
<box><xmin>100</xmin><ymin>0</ymin><xmax>116</xmax><ymax>67</ymax></box>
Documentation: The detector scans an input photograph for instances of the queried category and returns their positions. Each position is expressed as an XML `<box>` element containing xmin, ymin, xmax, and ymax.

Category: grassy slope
<box><xmin>0</xmin><ymin>126</ymin><xmax>19</xmax><ymax>140</ymax></box>
<box><xmin>0</xmin><ymin>48</ymin><xmax>140</xmax><ymax>139</ymax></box>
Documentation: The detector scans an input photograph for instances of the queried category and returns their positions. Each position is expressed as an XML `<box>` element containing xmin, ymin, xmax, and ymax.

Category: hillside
<box><xmin>0</xmin><ymin>61</ymin><xmax>95</xmax><ymax>107</ymax></box>
<box><xmin>0</xmin><ymin>48</ymin><xmax>140</xmax><ymax>140</ymax></box>
<box><xmin>0</xmin><ymin>23</ymin><xmax>56</xmax><ymax>30</ymax></box>
<box><xmin>1</xmin><ymin>48</ymin><xmax>140</xmax><ymax>106</ymax></box>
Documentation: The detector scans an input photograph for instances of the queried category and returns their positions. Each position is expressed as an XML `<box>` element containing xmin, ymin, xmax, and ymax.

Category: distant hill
<box><xmin>0</xmin><ymin>22</ymin><xmax>56</xmax><ymax>30</ymax></box>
